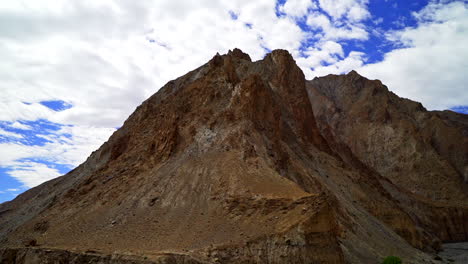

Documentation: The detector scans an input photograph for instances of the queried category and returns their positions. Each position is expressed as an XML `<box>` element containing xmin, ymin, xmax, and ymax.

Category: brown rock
<box><xmin>0</xmin><ymin>49</ymin><xmax>466</xmax><ymax>264</ymax></box>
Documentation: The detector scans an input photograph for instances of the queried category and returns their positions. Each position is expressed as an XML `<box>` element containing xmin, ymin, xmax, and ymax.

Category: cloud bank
<box><xmin>359</xmin><ymin>1</ymin><xmax>468</xmax><ymax>110</ymax></box>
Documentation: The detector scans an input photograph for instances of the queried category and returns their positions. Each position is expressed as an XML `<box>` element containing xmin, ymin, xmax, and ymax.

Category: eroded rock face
<box><xmin>0</xmin><ymin>49</ymin><xmax>466</xmax><ymax>264</ymax></box>
<box><xmin>307</xmin><ymin>72</ymin><xmax>468</xmax><ymax>203</ymax></box>
<box><xmin>306</xmin><ymin>71</ymin><xmax>468</xmax><ymax>251</ymax></box>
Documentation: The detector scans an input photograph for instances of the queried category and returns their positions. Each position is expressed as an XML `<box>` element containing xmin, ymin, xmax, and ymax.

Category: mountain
<box><xmin>308</xmin><ymin>71</ymin><xmax>468</xmax><ymax>203</ymax></box>
<box><xmin>0</xmin><ymin>49</ymin><xmax>467</xmax><ymax>264</ymax></box>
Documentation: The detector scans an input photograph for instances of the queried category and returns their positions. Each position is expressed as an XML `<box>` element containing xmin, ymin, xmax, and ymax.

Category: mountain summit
<box><xmin>1</xmin><ymin>49</ymin><xmax>467</xmax><ymax>264</ymax></box>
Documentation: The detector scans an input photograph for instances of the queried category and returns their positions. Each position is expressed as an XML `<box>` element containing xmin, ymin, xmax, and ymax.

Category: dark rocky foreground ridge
<box><xmin>0</xmin><ymin>49</ymin><xmax>467</xmax><ymax>264</ymax></box>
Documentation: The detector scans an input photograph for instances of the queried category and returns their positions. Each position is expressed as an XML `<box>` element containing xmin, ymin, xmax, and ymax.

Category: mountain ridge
<box><xmin>0</xmin><ymin>48</ymin><xmax>467</xmax><ymax>264</ymax></box>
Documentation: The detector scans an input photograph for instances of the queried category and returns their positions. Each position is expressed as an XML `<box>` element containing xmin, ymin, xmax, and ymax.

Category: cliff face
<box><xmin>307</xmin><ymin>72</ymin><xmax>468</xmax><ymax>203</ymax></box>
<box><xmin>0</xmin><ymin>49</ymin><xmax>467</xmax><ymax>264</ymax></box>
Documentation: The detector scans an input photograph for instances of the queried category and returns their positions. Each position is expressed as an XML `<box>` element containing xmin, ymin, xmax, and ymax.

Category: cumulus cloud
<box><xmin>0</xmin><ymin>123</ymin><xmax>114</xmax><ymax>187</ymax></box>
<box><xmin>359</xmin><ymin>1</ymin><xmax>468</xmax><ymax>110</ymax></box>
<box><xmin>301</xmin><ymin>50</ymin><xmax>366</xmax><ymax>77</ymax></box>
<box><xmin>8</xmin><ymin>126</ymin><xmax>113</xmax><ymax>167</ymax></box>
<box><xmin>0</xmin><ymin>101</ymin><xmax>54</xmax><ymax>122</ymax></box>
<box><xmin>279</xmin><ymin>0</ymin><xmax>317</xmax><ymax>18</ymax></box>
<box><xmin>283</xmin><ymin>0</ymin><xmax>371</xmax><ymax>80</ymax></box>
<box><xmin>306</xmin><ymin>12</ymin><xmax>369</xmax><ymax>41</ymax></box>
<box><xmin>6</xmin><ymin>162</ymin><xmax>62</xmax><ymax>188</ymax></box>
<box><xmin>297</xmin><ymin>41</ymin><xmax>344</xmax><ymax>69</ymax></box>
<box><xmin>317</xmin><ymin>0</ymin><xmax>370</xmax><ymax>22</ymax></box>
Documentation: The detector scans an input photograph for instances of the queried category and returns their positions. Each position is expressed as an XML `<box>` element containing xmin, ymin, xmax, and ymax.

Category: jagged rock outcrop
<box><xmin>0</xmin><ymin>49</ymin><xmax>467</xmax><ymax>264</ymax></box>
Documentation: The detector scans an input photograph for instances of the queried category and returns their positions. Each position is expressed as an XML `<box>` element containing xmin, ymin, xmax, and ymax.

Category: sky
<box><xmin>0</xmin><ymin>0</ymin><xmax>467</xmax><ymax>203</ymax></box>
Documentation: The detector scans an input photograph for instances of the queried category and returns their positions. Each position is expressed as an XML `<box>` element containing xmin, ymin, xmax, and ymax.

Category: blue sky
<box><xmin>1</xmin><ymin>0</ymin><xmax>467</xmax><ymax>203</ymax></box>
<box><xmin>0</xmin><ymin>113</ymin><xmax>76</xmax><ymax>202</ymax></box>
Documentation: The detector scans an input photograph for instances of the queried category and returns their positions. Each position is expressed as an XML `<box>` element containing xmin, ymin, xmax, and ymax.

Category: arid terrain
<box><xmin>0</xmin><ymin>49</ymin><xmax>467</xmax><ymax>263</ymax></box>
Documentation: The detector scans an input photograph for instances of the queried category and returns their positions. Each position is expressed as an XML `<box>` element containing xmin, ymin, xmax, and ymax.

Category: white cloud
<box><xmin>373</xmin><ymin>17</ymin><xmax>384</xmax><ymax>25</ymax></box>
<box><xmin>6</xmin><ymin>188</ymin><xmax>19</xmax><ymax>192</ymax></box>
<box><xmin>10</xmin><ymin>121</ymin><xmax>33</xmax><ymax>130</ymax></box>
<box><xmin>306</xmin><ymin>12</ymin><xmax>369</xmax><ymax>41</ymax></box>
<box><xmin>322</xmin><ymin>41</ymin><xmax>345</xmax><ymax>57</ymax></box>
<box><xmin>0</xmin><ymin>101</ymin><xmax>54</xmax><ymax>123</ymax></box>
<box><xmin>280</xmin><ymin>0</ymin><xmax>317</xmax><ymax>18</ymax></box>
<box><xmin>347</xmin><ymin>4</ymin><xmax>370</xmax><ymax>22</ymax></box>
<box><xmin>307</xmin><ymin>12</ymin><xmax>331</xmax><ymax>29</ymax></box>
<box><xmin>359</xmin><ymin>1</ymin><xmax>468</xmax><ymax>110</ymax></box>
<box><xmin>318</xmin><ymin>0</ymin><xmax>370</xmax><ymax>22</ymax></box>
<box><xmin>7</xmin><ymin>162</ymin><xmax>62</xmax><ymax>188</ymax></box>
<box><xmin>297</xmin><ymin>41</ymin><xmax>344</xmax><ymax>70</ymax></box>
<box><xmin>0</xmin><ymin>128</ymin><xmax>23</xmax><ymax>139</ymax></box>
<box><xmin>299</xmin><ymin>0</ymin><xmax>370</xmax><ymax>79</ymax></box>
<box><xmin>301</xmin><ymin>51</ymin><xmax>366</xmax><ymax>78</ymax></box>
<box><xmin>0</xmin><ymin>125</ymin><xmax>115</xmax><ymax>167</ymax></box>
<box><xmin>0</xmin><ymin>124</ymin><xmax>115</xmax><ymax>187</ymax></box>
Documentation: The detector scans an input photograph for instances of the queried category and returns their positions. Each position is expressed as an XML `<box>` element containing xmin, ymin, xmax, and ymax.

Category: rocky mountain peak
<box><xmin>265</xmin><ymin>49</ymin><xmax>296</xmax><ymax>65</ymax></box>
<box><xmin>0</xmin><ymin>48</ymin><xmax>467</xmax><ymax>264</ymax></box>
<box><xmin>227</xmin><ymin>48</ymin><xmax>252</xmax><ymax>61</ymax></box>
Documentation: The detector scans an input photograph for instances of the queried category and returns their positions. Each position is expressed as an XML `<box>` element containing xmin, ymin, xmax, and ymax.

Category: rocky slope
<box><xmin>0</xmin><ymin>49</ymin><xmax>467</xmax><ymax>264</ymax></box>
<box><xmin>307</xmin><ymin>72</ymin><xmax>468</xmax><ymax>203</ymax></box>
